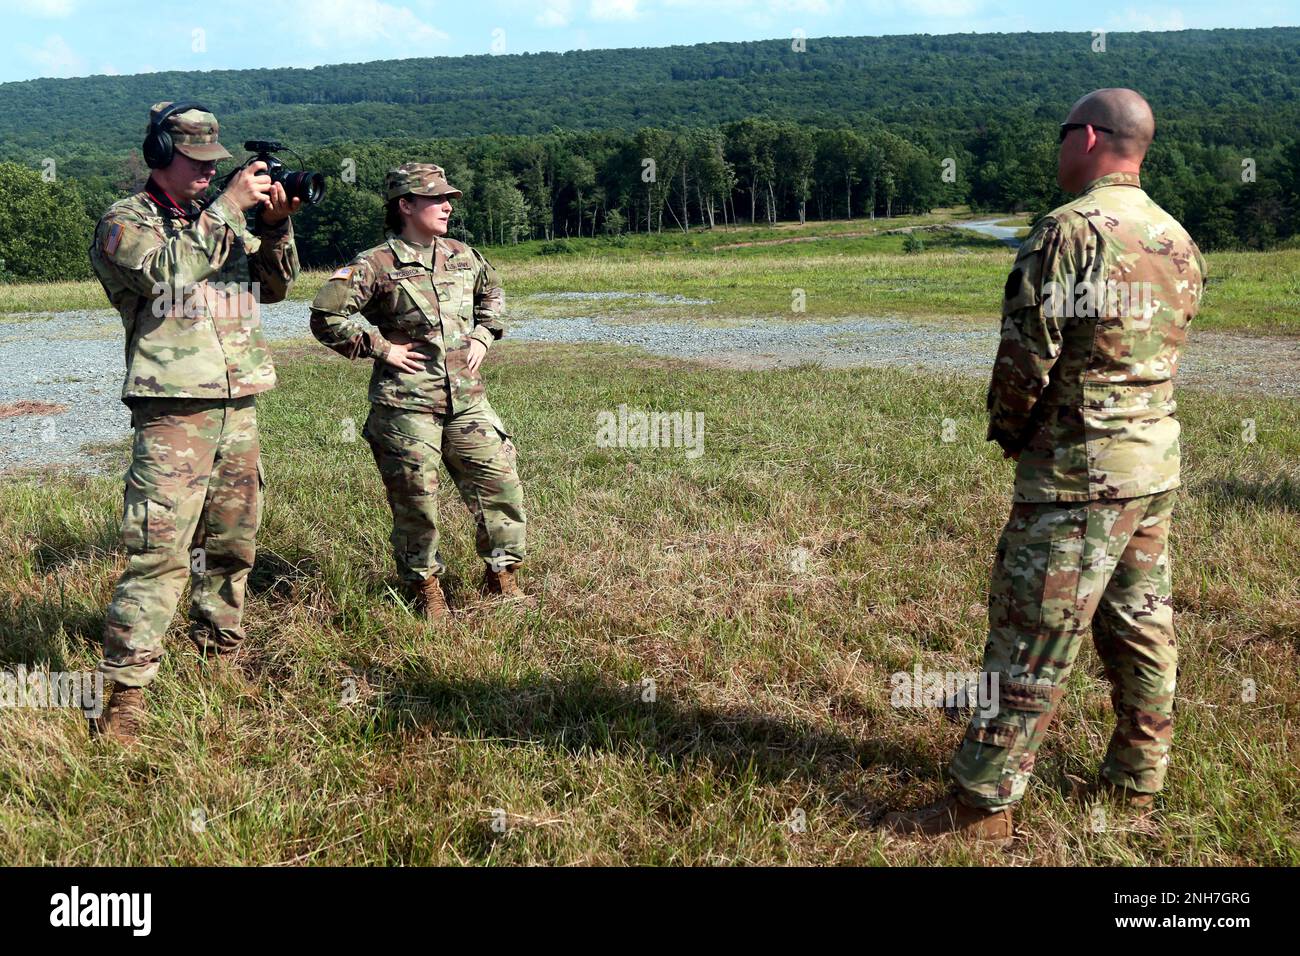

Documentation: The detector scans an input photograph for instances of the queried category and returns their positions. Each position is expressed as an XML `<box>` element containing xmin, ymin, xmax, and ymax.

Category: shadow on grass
<box><xmin>32</xmin><ymin>524</ymin><xmax>120</xmax><ymax>575</ymax></box>
<box><xmin>365</xmin><ymin>661</ymin><xmax>928</xmax><ymax>805</ymax></box>
<box><xmin>4</xmin><ymin>543</ymin><xmax>321</xmax><ymax>670</ymax></box>
<box><xmin>248</xmin><ymin>549</ymin><xmax>321</xmax><ymax>600</ymax></box>
<box><xmin>1201</xmin><ymin>474</ymin><xmax>1300</xmax><ymax>512</ymax></box>
<box><xmin>0</xmin><ymin>593</ymin><xmax>103</xmax><ymax>668</ymax></box>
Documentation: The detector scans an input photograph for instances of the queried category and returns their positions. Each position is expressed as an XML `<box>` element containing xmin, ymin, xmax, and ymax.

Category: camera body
<box><xmin>244</xmin><ymin>140</ymin><xmax>325</xmax><ymax>205</ymax></box>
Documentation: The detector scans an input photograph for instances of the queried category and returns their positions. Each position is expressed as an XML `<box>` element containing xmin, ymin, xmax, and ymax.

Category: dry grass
<box><xmin>1</xmin><ymin>342</ymin><xmax>1296</xmax><ymax>865</ymax></box>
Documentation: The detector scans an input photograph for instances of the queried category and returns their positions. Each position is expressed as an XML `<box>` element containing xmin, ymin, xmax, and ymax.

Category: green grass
<box><xmin>1</xmin><ymin>342</ymin><xmax>1296</xmax><ymax>864</ymax></box>
<box><xmin>5</xmin><ymin>214</ymin><xmax>1298</xmax><ymax>334</ymax></box>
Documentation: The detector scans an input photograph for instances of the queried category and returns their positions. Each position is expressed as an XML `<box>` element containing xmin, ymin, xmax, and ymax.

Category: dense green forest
<box><xmin>0</xmin><ymin>28</ymin><xmax>1296</xmax><ymax>279</ymax></box>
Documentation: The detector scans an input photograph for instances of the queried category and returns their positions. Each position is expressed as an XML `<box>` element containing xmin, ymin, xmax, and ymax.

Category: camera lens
<box><xmin>285</xmin><ymin>171</ymin><xmax>325</xmax><ymax>205</ymax></box>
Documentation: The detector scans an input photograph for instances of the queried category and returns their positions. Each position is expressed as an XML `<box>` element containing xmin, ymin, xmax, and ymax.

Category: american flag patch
<box><xmin>104</xmin><ymin>222</ymin><xmax>123</xmax><ymax>256</ymax></box>
<box><xmin>330</xmin><ymin>266</ymin><xmax>354</xmax><ymax>281</ymax></box>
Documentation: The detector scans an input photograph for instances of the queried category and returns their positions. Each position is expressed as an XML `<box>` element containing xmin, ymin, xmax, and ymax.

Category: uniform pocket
<box><xmin>478</xmin><ymin>401</ymin><xmax>516</xmax><ymax>464</ymax></box>
<box><xmin>991</xmin><ymin>504</ymin><xmax>1086</xmax><ymax>630</ymax></box>
<box><xmin>390</xmin><ymin>282</ymin><xmax>435</xmax><ymax>333</ymax></box>
<box><xmin>122</xmin><ymin>484</ymin><xmax>178</xmax><ymax>554</ymax></box>
<box><xmin>364</xmin><ymin>407</ymin><xmax>442</xmax><ymax>499</ymax></box>
<box><xmin>482</xmin><ymin>402</ymin><xmax>513</xmax><ymax>439</ymax></box>
<box><xmin>255</xmin><ymin>458</ymin><xmax>267</xmax><ymax>529</ymax></box>
<box><xmin>432</xmin><ymin>274</ymin><xmax>468</xmax><ymax>323</ymax></box>
<box><xmin>105</xmin><ymin>596</ymin><xmax>143</xmax><ymax>629</ymax></box>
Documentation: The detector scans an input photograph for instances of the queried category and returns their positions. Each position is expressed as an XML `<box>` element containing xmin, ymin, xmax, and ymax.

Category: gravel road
<box><xmin>2</xmin><ymin>299</ymin><xmax>1296</xmax><ymax>475</ymax></box>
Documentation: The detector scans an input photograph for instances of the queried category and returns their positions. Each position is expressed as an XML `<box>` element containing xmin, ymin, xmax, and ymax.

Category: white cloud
<box><xmin>589</xmin><ymin>0</ymin><xmax>642</xmax><ymax>22</ymax></box>
<box><xmin>1111</xmin><ymin>7</ymin><xmax>1187</xmax><ymax>31</ymax></box>
<box><xmin>661</xmin><ymin>0</ymin><xmax>838</xmax><ymax>13</ymax></box>
<box><xmin>24</xmin><ymin>33</ymin><xmax>85</xmax><ymax>77</ymax></box>
<box><xmin>4</xmin><ymin>0</ymin><xmax>76</xmax><ymax>17</ymax></box>
<box><xmin>769</xmin><ymin>0</ymin><xmax>835</xmax><ymax>12</ymax></box>
<box><xmin>902</xmin><ymin>0</ymin><xmax>980</xmax><ymax>16</ymax></box>
<box><xmin>536</xmin><ymin>0</ymin><xmax>574</xmax><ymax>27</ymax></box>
<box><xmin>297</xmin><ymin>0</ymin><xmax>448</xmax><ymax>50</ymax></box>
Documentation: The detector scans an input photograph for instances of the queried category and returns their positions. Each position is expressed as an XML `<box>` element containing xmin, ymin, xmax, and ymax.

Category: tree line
<box><xmin>1</xmin><ymin>114</ymin><xmax>1297</xmax><ymax>281</ymax></box>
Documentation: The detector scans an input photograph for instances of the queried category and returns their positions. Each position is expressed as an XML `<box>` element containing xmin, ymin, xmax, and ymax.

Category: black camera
<box><xmin>243</xmin><ymin>140</ymin><xmax>325</xmax><ymax>205</ymax></box>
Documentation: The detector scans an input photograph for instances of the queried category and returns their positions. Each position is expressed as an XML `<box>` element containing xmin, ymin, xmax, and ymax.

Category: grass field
<box><xmin>4</xmin><ymin>212</ymin><xmax>1298</xmax><ymax>334</ymax></box>
<box><xmin>1</xmin><ymin>213</ymin><xmax>1297</xmax><ymax>865</ymax></box>
<box><xmin>1</xmin><ymin>339</ymin><xmax>1297</xmax><ymax>865</ymax></box>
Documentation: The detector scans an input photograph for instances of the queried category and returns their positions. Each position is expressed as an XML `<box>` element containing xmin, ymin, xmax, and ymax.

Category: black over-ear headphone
<box><xmin>142</xmin><ymin>101</ymin><xmax>209</xmax><ymax>169</ymax></box>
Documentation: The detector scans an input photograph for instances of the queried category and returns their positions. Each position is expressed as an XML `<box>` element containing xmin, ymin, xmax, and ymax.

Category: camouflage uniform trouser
<box><xmin>363</xmin><ymin>398</ymin><xmax>526</xmax><ymax>583</ymax></box>
<box><xmin>950</xmin><ymin>490</ymin><xmax>1177</xmax><ymax>809</ymax></box>
<box><xmin>100</xmin><ymin>397</ymin><xmax>263</xmax><ymax>688</ymax></box>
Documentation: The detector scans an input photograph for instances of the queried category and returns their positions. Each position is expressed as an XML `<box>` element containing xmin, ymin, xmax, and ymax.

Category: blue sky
<box><xmin>1</xmin><ymin>0</ymin><xmax>1296</xmax><ymax>83</ymax></box>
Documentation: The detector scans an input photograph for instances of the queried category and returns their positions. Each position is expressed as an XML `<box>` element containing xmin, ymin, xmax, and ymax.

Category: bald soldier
<box><xmin>89</xmin><ymin>102</ymin><xmax>301</xmax><ymax>745</ymax></box>
<box><xmin>883</xmin><ymin>89</ymin><xmax>1206</xmax><ymax>842</ymax></box>
<box><xmin>309</xmin><ymin>163</ymin><xmax>530</xmax><ymax>619</ymax></box>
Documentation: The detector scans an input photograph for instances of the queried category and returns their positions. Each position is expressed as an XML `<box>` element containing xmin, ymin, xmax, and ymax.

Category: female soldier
<box><xmin>309</xmin><ymin>163</ymin><xmax>529</xmax><ymax>619</ymax></box>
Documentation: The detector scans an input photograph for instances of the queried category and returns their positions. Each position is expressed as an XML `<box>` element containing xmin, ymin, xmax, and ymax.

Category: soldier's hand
<box><xmin>466</xmin><ymin>339</ymin><xmax>487</xmax><ymax>374</ymax></box>
<box><xmin>260</xmin><ymin>182</ymin><xmax>302</xmax><ymax>224</ymax></box>
<box><xmin>224</xmin><ymin>160</ymin><xmax>274</xmax><ymax>213</ymax></box>
<box><xmin>383</xmin><ymin>341</ymin><xmax>428</xmax><ymax>374</ymax></box>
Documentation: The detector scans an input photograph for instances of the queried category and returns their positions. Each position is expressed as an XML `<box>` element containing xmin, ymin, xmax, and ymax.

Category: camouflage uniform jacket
<box><xmin>90</xmin><ymin>180</ymin><xmax>299</xmax><ymax>403</ymax></box>
<box><xmin>988</xmin><ymin>172</ymin><xmax>1207</xmax><ymax>502</ymax></box>
<box><xmin>308</xmin><ymin>234</ymin><xmax>505</xmax><ymax>413</ymax></box>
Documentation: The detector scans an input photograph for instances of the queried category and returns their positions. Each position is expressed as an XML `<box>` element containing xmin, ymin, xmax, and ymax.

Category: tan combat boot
<box><xmin>480</xmin><ymin>565</ymin><xmax>536</xmax><ymax>607</ymax></box>
<box><xmin>881</xmin><ymin>792</ymin><xmax>1014</xmax><ymax>845</ymax></box>
<box><xmin>1066</xmin><ymin>774</ymin><xmax>1155</xmax><ymax>809</ymax></box>
<box><xmin>90</xmin><ymin>683</ymin><xmax>145</xmax><ymax>747</ymax></box>
<box><xmin>414</xmin><ymin>577</ymin><xmax>450</xmax><ymax>621</ymax></box>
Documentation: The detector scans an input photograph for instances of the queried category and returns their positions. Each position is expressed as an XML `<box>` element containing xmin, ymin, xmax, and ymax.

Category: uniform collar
<box><xmin>144</xmin><ymin>177</ymin><xmax>200</xmax><ymax>221</ymax></box>
<box><xmin>1083</xmin><ymin>171</ymin><xmax>1141</xmax><ymax>193</ymax></box>
<box><xmin>387</xmin><ymin>235</ymin><xmax>436</xmax><ymax>269</ymax></box>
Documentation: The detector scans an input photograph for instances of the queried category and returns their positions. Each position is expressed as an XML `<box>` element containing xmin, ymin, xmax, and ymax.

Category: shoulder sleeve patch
<box><xmin>330</xmin><ymin>266</ymin><xmax>354</xmax><ymax>281</ymax></box>
<box><xmin>103</xmin><ymin>222</ymin><xmax>124</xmax><ymax>256</ymax></box>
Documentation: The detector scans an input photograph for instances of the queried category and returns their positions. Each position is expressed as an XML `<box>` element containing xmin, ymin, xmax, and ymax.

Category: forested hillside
<box><xmin>0</xmin><ymin>28</ymin><xmax>1296</xmax><ymax>279</ymax></box>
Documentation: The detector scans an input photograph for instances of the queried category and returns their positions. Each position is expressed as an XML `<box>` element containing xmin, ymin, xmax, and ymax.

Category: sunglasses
<box><xmin>1059</xmin><ymin>122</ymin><xmax>1115</xmax><ymax>144</ymax></box>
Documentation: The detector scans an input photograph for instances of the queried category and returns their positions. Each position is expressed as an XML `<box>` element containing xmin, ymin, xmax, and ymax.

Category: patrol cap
<box><xmin>149</xmin><ymin>101</ymin><xmax>232</xmax><ymax>162</ymax></box>
<box><xmin>386</xmin><ymin>162</ymin><xmax>463</xmax><ymax>201</ymax></box>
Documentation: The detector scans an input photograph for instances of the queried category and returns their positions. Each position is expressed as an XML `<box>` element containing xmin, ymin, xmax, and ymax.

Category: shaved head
<box><xmin>1065</xmin><ymin>88</ymin><xmax>1155</xmax><ymax>160</ymax></box>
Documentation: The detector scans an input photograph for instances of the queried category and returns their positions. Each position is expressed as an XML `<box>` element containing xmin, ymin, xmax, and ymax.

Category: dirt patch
<box><xmin>0</xmin><ymin>401</ymin><xmax>68</xmax><ymax>420</ymax></box>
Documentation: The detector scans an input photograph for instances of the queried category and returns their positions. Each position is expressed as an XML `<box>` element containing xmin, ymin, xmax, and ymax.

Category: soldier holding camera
<box><xmin>88</xmin><ymin>101</ymin><xmax>301</xmax><ymax>744</ymax></box>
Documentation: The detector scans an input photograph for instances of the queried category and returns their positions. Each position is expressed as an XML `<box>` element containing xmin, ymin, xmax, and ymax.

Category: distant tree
<box><xmin>725</xmin><ymin>119</ymin><xmax>778</xmax><ymax>224</ymax></box>
<box><xmin>815</xmin><ymin>129</ymin><xmax>863</xmax><ymax>219</ymax></box>
<box><xmin>480</xmin><ymin>177</ymin><xmax>530</xmax><ymax>245</ymax></box>
<box><xmin>778</xmin><ymin>124</ymin><xmax>816</xmax><ymax>225</ymax></box>
<box><xmin>0</xmin><ymin>162</ymin><xmax>94</xmax><ymax>280</ymax></box>
<box><xmin>295</xmin><ymin>183</ymin><xmax>385</xmax><ymax>268</ymax></box>
<box><xmin>691</xmin><ymin>128</ymin><xmax>734</xmax><ymax>229</ymax></box>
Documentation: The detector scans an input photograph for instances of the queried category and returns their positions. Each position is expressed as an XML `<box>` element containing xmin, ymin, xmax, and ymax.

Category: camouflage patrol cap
<box><xmin>148</xmin><ymin>101</ymin><xmax>232</xmax><ymax>162</ymax></box>
<box><xmin>386</xmin><ymin>162</ymin><xmax>463</xmax><ymax>201</ymax></box>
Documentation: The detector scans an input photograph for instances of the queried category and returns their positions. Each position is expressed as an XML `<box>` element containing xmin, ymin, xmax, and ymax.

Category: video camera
<box><xmin>211</xmin><ymin>141</ymin><xmax>325</xmax><ymax>206</ymax></box>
